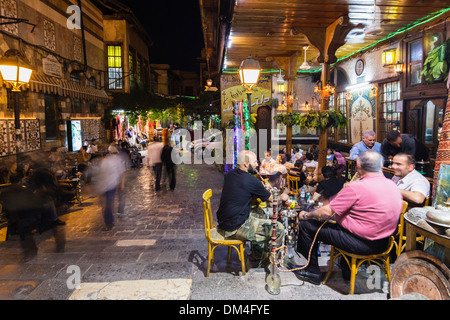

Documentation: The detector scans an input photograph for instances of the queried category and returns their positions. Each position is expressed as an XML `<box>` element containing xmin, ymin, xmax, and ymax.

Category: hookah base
<box><xmin>265</xmin><ymin>273</ymin><xmax>281</xmax><ymax>295</ymax></box>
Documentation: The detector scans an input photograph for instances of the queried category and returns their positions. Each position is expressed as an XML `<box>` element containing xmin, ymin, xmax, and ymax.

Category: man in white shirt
<box><xmin>391</xmin><ymin>153</ymin><xmax>430</xmax><ymax>205</ymax></box>
<box><xmin>290</xmin><ymin>147</ymin><xmax>304</xmax><ymax>164</ymax></box>
<box><xmin>145</xmin><ymin>137</ymin><xmax>164</xmax><ymax>191</ymax></box>
<box><xmin>260</xmin><ymin>151</ymin><xmax>276</xmax><ymax>177</ymax></box>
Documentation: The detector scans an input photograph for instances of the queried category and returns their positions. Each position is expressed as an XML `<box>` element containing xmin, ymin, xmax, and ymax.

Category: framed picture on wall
<box><xmin>355</xmin><ymin>59</ymin><xmax>365</xmax><ymax>76</ymax></box>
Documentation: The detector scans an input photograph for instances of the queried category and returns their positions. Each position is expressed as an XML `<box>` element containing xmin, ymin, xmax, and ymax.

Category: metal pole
<box><xmin>14</xmin><ymin>90</ymin><xmax>21</xmax><ymax>170</ymax></box>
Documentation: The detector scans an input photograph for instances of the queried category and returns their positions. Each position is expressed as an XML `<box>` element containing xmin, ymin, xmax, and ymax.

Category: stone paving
<box><xmin>0</xmin><ymin>151</ymin><xmax>391</xmax><ymax>301</ymax></box>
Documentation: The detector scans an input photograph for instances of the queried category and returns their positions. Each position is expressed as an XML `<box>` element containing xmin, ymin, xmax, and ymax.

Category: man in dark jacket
<box><xmin>216</xmin><ymin>150</ymin><xmax>284</xmax><ymax>268</ymax></box>
<box><xmin>381</xmin><ymin>131</ymin><xmax>429</xmax><ymax>164</ymax></box>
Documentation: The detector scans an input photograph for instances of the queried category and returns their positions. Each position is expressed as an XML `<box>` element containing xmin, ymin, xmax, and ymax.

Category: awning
<box><xmin>60</xmin><ymin>79</ymin><xmax>110</xmax><ymax>103</ymax></box>
<box><xmin>28</xmin><ymin>73</ymin><xmax>110</xmax><ymax>103</ymax></box>
<box><xmin>28</xmin><ymin>73</ymin><xmax>60</xmax><ymax>95</ymax></box>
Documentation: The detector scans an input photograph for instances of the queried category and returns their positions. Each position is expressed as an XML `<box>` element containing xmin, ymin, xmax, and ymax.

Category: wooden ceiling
<box><xmin>200</xmin><ymin>0</ymin><xmax>450</xmax><ymax>74</ymax></box>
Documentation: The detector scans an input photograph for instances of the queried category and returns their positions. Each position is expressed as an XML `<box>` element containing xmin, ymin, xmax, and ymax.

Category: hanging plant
<box><xmin>421</xmin><ymin>38</ymin><xmax>450</xmax><ymax>84</ymax></box>
<box><xmin>273</xmin><ymin>110</ymin><xmax>347</xmax><ymax>130</ymax></box>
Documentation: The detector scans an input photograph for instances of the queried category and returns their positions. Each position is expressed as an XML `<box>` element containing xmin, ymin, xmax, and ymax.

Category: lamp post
<box><xmin>238</xmin><ymin>54</ymin><xmax>261</xmax><ymax>154</ymax></box>
<box><xmin>0</xmin><ymin>49</ymin><xmax>33</xmax><ymax>169</ymax></box>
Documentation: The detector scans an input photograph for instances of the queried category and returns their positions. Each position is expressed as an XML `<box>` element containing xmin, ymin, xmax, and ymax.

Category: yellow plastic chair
<box><xmin>286</xmin><ymin>174</ymin><xmax>301</xmax><ymax>196</ymax></box>
<box><xmin>322</xmin><ymin>201</ymin><xmax>407</xmax><ymax>294</ymax></box>
<box><xmin>202</xmin><ymin>189</ymin><xmax>246</xmax><ymax>277</ymax></box>
<box><xmin>394</xmin><ymin>199</ymin><xmax>427</xmax><ymax>257</ymax></box>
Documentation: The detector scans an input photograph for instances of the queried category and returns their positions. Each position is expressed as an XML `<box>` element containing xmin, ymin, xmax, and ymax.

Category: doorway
<box><xmin>256</xmin><ymin>105</ymin><xmax>271</xmax><ymax>159</ymax></box>
<box><xmin>405</xmin><ymin>98</ymin><xmax>446</xmax><ymax>157</ymax></box>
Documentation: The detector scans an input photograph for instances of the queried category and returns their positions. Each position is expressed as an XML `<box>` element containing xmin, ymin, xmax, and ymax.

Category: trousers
<box><xmin>220</xmin><ymin>211</ymin><xmax>285</xmax><ymax>267</ymax></box>
<box><xmin>297</xmin><ymin>220</ymin><xmax>390</xmax><ymax>274</ymax></box>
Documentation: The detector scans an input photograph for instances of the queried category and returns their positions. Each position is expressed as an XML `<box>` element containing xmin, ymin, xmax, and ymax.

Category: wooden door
<box><xmin>256</xmin><ymin>105</ymin><xmax>271</xmax><ymax>159</ymax></box>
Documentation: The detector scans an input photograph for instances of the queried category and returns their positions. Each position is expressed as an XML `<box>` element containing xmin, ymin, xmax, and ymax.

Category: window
<box><xmin>336</xmin><ymin>92</ymin><xmax>348</xmax><ymax>143</ymax></box>
<box><xmin>88</xmin><ymin>77</ymin><xmax>96</xmax><ymax>89</ymax></box>
<box><xmin>89</xmin><ymin>101</ymin><xmax>97</xmax><ymax>114</ymax></box>
<box><xmin>129</xmin><ymin>48</ymin><xmax>135</xmax><ymax>84</ymax></box>
<box><xmin>379</xmin><ymin>81</ymin><xmax>401</xmax><ymax>139</ymax></box>
<box><xmin>408</xmin><ymin>40</ymin><xmax>423</xmax><ymax>85</ymax></box>
<box><xmin>136</xmin><ymin>54</ymin><xmax>142</xmax><ymax>85</ymax></box>
<box><xmin>328</xmin><ymin>94</ymin><xmax>335</xmax><ymax>141</ymax></box>
<box><xmin>107</xmin><ymin>45</ymin><xmax>123</xmax><ymax>89</ymax></box>
<box><xmin>71</xmin><ymin>98</ymin><xmax>81</xmax><ymax>113</ymax></box>
<box><xmin>45</xmin><ymin>94</ymin><xmax>58</xmax><ymax>140</ymax></box>
<box><xmin>70</xmin><ymin>71</ymin><xmax>81</xmax><ymax>84</ymax></box>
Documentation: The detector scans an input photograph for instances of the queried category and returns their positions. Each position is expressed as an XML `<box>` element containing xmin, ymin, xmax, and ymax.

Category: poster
<box><xmin>347</xmin><ymin>86</ymin><xmax>376</xmax><ymax>144</ymax></box>
<box><xmin>71</xmin><ymin>120</ymin><xmax>82</xmax><ymax>151</ymax></box>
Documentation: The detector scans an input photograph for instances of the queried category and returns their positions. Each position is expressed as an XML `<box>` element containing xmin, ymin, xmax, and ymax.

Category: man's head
<box><xmin>362</xmin><ymin>130</ymin><xmax>377</xmax><ymax>148</ymax></box>
<box><xmin>386</xmin><ymin>130</ymin><xmax>402</xmax><ymax>148</ymax></box>
<box><xmin>237</xmin><ymin>150</ymin><xmax>258</xmax><ymax>174</ymax></box>
<box><xmin>294</xmin><ymin>159</ymin><xmax>303</xmax><ymax>169</ymax></box>
<box><xmin>264</xmin><ymin>151</ymin><xmax>271</xmax><ymax>160</ymax></box>
<box><xmin>293</xmin><ymin>147</ymin><xmax>299</xmax><ymax>154</ymax></box>
<box><xmin>321</xmin><ymin>166</ymin><xmax>336</xmax><ymax>180</ymax></box>
<box><xmin>306</xmin><ymin>153</ymin><xmax>314</xmax><ymax>161</ymax></box>
<box><xmin>356</xmin><ymin>150</ymin><xmax>383</xmax><ymax>175</ymax></box>
<box><xmin>392</xmin><ymin>153</ymin><xmax>415</xmax><ymax>179</ymax></box>
<box><xmin>268</xmin><ymin>171</ymin><xmax>282</xmax><ymax>187</ymax></box>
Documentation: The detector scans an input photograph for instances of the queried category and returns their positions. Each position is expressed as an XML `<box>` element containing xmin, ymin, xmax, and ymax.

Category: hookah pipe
<box><xmin>271</xmin><ymin>171</ymin><xmax>360</xmax><ymax>273</ymax></box>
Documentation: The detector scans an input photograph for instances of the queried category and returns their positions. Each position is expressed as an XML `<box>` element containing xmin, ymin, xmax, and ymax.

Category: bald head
<box><xmin>357</xmin><ymin>150</ymin><xmax>383</xmax><ymax>174</ymax></box>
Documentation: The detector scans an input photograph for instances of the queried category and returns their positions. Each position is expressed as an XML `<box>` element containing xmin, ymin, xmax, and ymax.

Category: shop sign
<box><xmin>220</xmin><ymin>74</ymin><xmax>272</xmax><ymax>123</ymax></box>
<box><xmin>43</xmin><ymin>55</ymin><xmax>62</xmax><ymax>78</ymax></box>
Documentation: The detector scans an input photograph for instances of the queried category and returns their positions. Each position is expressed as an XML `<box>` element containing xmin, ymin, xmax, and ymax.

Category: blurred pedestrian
<box><xmin>96</xmin><ymin>146</ymin><xmax>129</xmax><ymax>230</ymax></box>
<box><xmin>145</xmin><ymin>136</ymin><xmax>164</xmax><ymax>191</ymax></box>
<box><xmin>161</xmin><ymin>129</ymin><xmax>176</xmax><ymax>190</ymax></box>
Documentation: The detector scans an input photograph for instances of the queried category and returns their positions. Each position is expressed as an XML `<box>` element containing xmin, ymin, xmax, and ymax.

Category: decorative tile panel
<box><xmin>0</xmin><ymin>0</ymin><xmax>18</xmax><ymax>35</ymax></box>
<box><xmin>44</xmin><ymin>19</ymin><xmax>56</xmax><ymax>51</ymax></box>
<box><xmin>74</xmin><ymin>35</ymin><xmax>82</xmax><ymax>62</ymax></box>
<box><xmin>0</xmin><ymin>119</ymin><xmax>41</xmax><ymax>157</ymax></box>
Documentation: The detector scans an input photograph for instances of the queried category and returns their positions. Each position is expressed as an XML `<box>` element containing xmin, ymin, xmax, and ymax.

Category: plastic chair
<box><xmin>202</xmin><ymin>189</ymin><xmax>246</xmax><ymax>277</ymax></box>
<box><xmin>394</xmin><ymin>199</ymin><xmax>427</xmax><ymax>257</ymax></box>
<box><xmin>286</xmin><ymin>174</ymin><xmax>301</xmax><ymax>196</ymax></box>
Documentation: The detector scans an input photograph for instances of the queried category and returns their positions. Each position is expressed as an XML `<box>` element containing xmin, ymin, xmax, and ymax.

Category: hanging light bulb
<box><xmin>299</xmin><ymin>45</ymin><xmax>311</xmax><ymax>70</ymax></box>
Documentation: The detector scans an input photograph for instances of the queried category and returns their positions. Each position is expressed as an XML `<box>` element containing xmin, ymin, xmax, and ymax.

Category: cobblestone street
<box><xmin>0</xmin><ymin>153</ymin><xmax>390</xmax><ymax>301</ymax></box>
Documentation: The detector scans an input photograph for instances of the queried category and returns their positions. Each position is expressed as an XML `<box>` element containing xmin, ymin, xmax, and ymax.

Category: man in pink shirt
<box><xmin>287</xmin><ymin>151</ymin><xmax>403</xmax><ymax>285</ymax></box>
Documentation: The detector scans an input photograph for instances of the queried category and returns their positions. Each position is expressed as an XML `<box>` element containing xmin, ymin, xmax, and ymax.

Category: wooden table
<box><xmin>405</xmin><ymin>219</ymin><xmax>450</xmax><ymax>251</ymax></box>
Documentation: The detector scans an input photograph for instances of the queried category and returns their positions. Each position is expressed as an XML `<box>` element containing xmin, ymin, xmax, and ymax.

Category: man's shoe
<box><xmin>286</xmin><ymin>262</ymin><xmax>322</xmax><ymax>285</ymax></box>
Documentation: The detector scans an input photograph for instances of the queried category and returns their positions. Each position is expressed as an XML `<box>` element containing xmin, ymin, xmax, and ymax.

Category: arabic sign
<box><xmin>220</xmin><ymin>74</ymin><xmax>272</xmax><ymax>123</ymax></box>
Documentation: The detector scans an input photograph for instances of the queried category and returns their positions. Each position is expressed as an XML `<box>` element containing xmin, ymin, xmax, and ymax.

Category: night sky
<box><xmin>118</xmin><ymin>0</ymin><xmax>204</xmax><ymax>72</ymax></box>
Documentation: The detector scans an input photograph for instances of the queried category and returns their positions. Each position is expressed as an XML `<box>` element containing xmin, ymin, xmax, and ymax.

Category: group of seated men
<box><xmin>215</xmin><ymin>129</ymin><xmax>431</xmax><ymax>284</ymax></box>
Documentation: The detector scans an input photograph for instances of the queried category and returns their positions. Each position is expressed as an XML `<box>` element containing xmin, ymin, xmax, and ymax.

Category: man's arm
<box><xmin>399</xmin><ymin>189</ymin><xmax>426</xmax><ymax>205</ymax></box>
<box><xmin>298</xmin><ymin>205</ymin><xmax>334</xmax><ymax>221</ymax></box>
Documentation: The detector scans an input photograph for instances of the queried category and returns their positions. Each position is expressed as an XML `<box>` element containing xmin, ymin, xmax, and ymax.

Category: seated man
<box><xmin>216</xmin><ymin>150</ymin><xmax>284</xmax><ymax>268</ymax></box>
<box><xmin>312</xmin><ymin>166</ymin><xmax>346</xmax><ymax>205</ymax></box>
<box><xmin>391</xmin><ymin>153</ymin><xmax>430</xmax><ymax>206</ymax></box>
<box><xmin>259</xmin><ymin>151</ymin><xmax>276</xmax><ymax>178</ymax></box>
<box><xmin>349</xmin><ymin>130</ymin><xmax>382</xmax><ymax>160</ymax></box>
<box><xmin>287</xmin><ymin>151</ymin><xmax>403</xmax><ymax>285</ymax></box>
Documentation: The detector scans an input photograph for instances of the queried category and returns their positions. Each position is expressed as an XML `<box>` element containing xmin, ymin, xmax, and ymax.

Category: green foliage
<box><xmin>273</xmin><ymin>110</ymin><xmax>348</xmax><ymax>130</ymax></box>
<box><xmin>421</xmin><ymin>38</ymin><xmax>450</xmax><ymax>84</ymax></box>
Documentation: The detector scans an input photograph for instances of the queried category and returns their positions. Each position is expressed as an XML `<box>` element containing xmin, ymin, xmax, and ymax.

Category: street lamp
<box><xmin>238</xmin><ymin>54</ymin><xmax>261</xmax><ymax>122</ymax></box>
<box><xmin>238</xmin><ymin>53</ymin><xmax>261</xmax><ymax>94</ymax></box>
<box><xmin>0</xmin><ymin>49</ymin><xmax>33</xmax><ymax>168</ymax></box>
